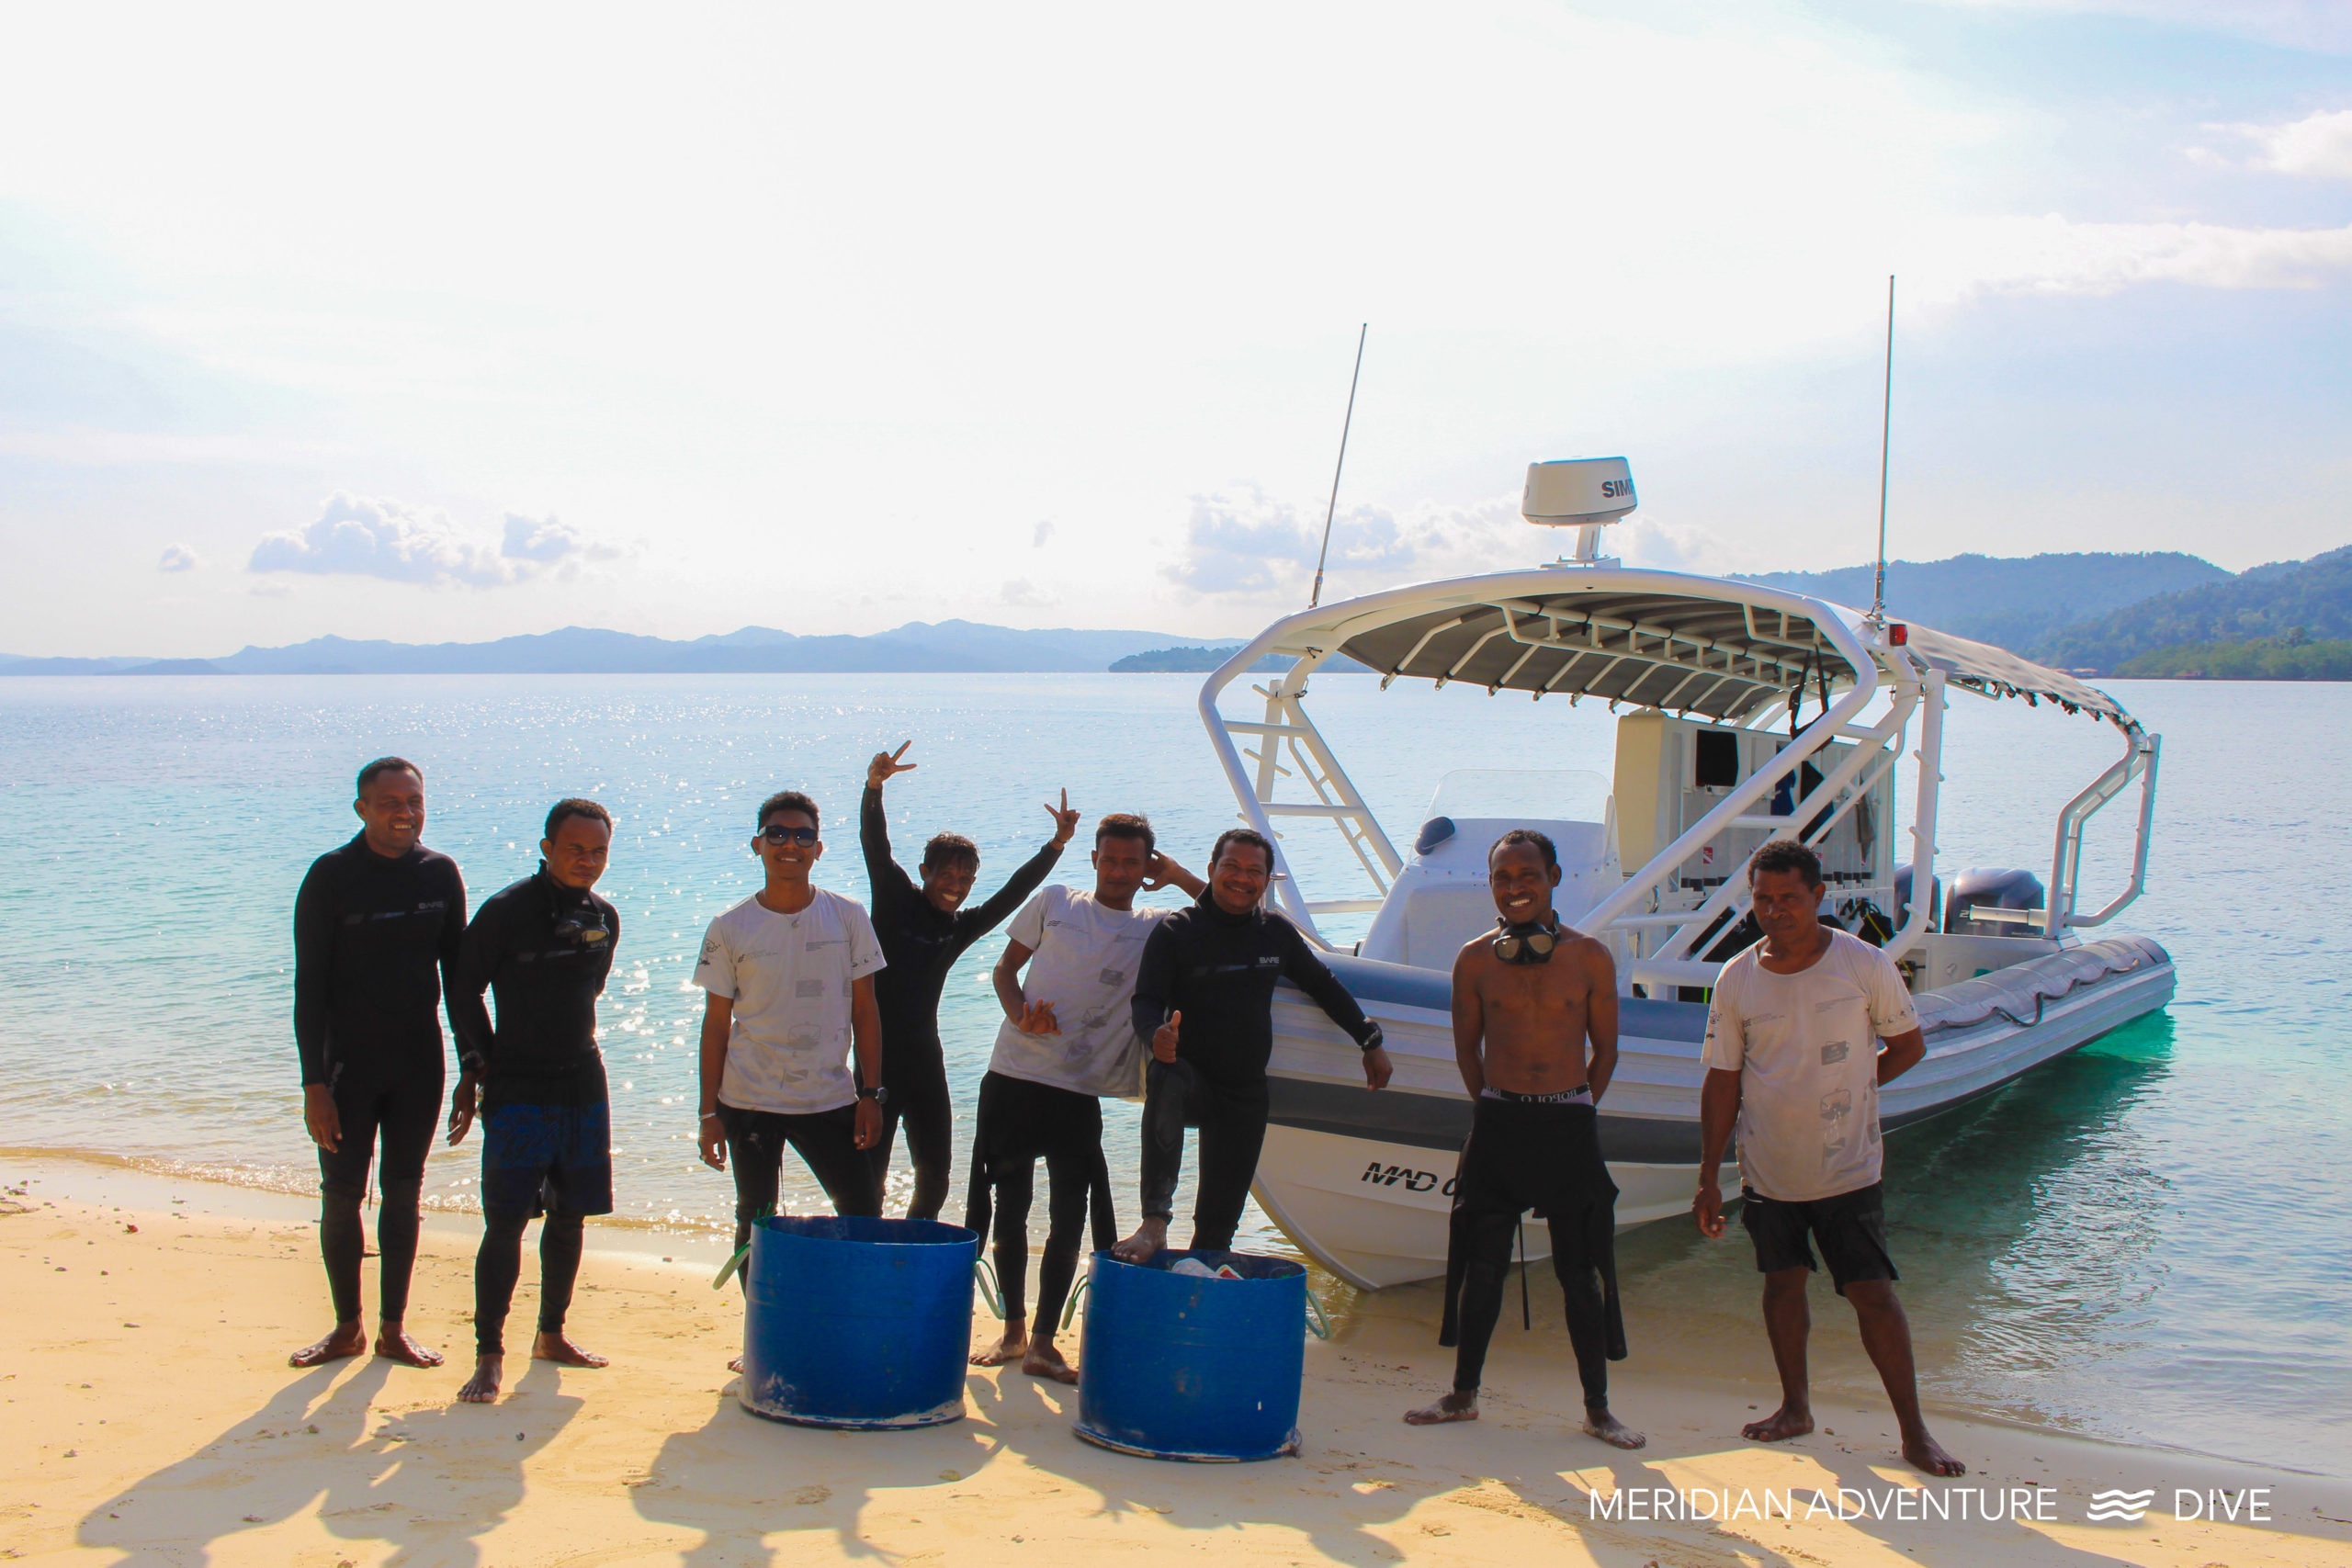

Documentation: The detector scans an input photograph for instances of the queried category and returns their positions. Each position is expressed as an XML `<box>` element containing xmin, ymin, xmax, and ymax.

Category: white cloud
<box><xmin>2203</xmin><ymin>107</ymin><xmax>2352</xmax><ymax>181</ymax></box>
<box><xmin>1922</xmin><ymin>1</ymin><xmax>2352</xmax><ymax>52</ymax></box>
<box><xmin>248</xmin><ymin>580</ymin><xmax>293</xmax><ymax>598</ymax></box>
<box><xmin>999</xmin><ymin>578</ymin><xmax>1056</xmax><ymax>609</ymax></box>
<box><xmin>247</xmin><ymin>493</ymin><xmax>617</xmax><ymax>587</ymax></box>
<box><xmin>1032</xmin><ymin>520</ymin><xmax>1055</xmax><ymax>548</ymax></box>
<box><xmin>157</xmin><ymin>544</ymin><xmax>198</xmax><ymax>572</ymax></box>
<box><xmin>1913</xmin><ymin>213</ymin><xmax>2352</xmax><ymax>299</ymax></box>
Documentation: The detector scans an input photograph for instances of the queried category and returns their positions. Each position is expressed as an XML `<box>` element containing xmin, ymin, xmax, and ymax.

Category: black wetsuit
<box><xmin>1438</xmin><ymin>1091</ymin><xmax>1627</xmax><ymax>1406</ymax></box>
<box><xmin>292</xmin><ymin>831</ymin><xmax>468</xmax><ymax>1325</ymax></box>
<box><xmin>963</xmin><ymin>1071</ymin><xmax>1116</xmax><ymax>1332</ymax></box>
<box><xmin>860</xmin><ymin>785</ymin><xmax>1061</xmax><ymax>1219</ymax></box>
<box><xmin>449</xmin><ymin>867</ymin><xmax>619</xmax><ymax>1358</ymax></box>
<box><xmin>1129</xmin><ymin>891</ymin><xmax>1381</xmax><ymax>1250</ymax></box>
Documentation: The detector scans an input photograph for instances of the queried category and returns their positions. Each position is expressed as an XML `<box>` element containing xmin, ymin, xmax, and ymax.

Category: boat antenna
<box><xmin>1870</xmin><ymin>275</ymin><xmax>1894</xmax><ymax>627</ymax></box>
<box><xmin>1308</xmin><ymin>322</ymin><xmax>1368</xmax><ymax>610</ymax></box>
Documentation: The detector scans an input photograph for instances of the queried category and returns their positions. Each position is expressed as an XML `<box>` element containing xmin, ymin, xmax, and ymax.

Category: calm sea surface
<box><xmin>0</xmin><ymin>672</ymin><xmax>2343</xmax><ymax>1466</ymax></box>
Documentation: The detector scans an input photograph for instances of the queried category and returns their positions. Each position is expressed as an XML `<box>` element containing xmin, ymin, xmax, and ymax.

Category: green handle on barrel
<box><xmin>1305</xmin><ymin>1289</ymin><xmax>1331</xmax><ymax>1340</ymax></box>
<box><xmin>973</xmin><ymin>1258</ymin><xmax>1003</xmax><ymax>1319</ymax></box>
<box><xmin>712</xmin><ymin>1245</ymin><xmax>752</xmax><ymax>1290</ymax></box>
<box><xmin>710</xmin><ymin>1204</ymin><xmax>775</xmax><ymax>1290</ymax></box>
<box><xmin>1058</xmin><ymin>1275</ymin><xmax>1091</xmax><ymax>1330</ymax></box>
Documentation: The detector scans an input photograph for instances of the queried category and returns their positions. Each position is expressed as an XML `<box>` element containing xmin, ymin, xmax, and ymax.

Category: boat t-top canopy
<box><xmin>1197</xmin><ymin>565</ymin><xmax>2157</xmax><ymax>972</ymax></box>
<box><xmin>1237</xmin><ymin>566</ymin><xmax>2131</xmax><ymax>727</ymax></box>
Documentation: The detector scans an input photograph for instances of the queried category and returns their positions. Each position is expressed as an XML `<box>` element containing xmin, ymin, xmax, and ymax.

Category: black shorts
<box><xmin>1740</xmin><ymin>1181</ymin><xmax>1897</xmax><ymax>1295</ymax></box>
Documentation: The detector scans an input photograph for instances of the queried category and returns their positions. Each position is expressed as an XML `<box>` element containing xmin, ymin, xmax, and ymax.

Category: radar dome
<box><xmin>1521</xmin><ymin>457</ymin><xmax>1636</xmax><ymax>527</ymax></box>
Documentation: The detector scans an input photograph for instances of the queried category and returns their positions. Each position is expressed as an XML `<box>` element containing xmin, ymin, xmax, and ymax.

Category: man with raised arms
<box><xmin>695</xmin><ymin>790</ymin><xmax>888</xmax><ymax>1293</ymax></box>
<box><xmin>1403</xmin><ymin>829</ymin><xmax>1643</xmax><ymax>1449</ymax></box>
<box><xmin>1693</xmin><ymin>839</ymin><xmax>1963</xmax><ymax>1478</ymax></box>
<box><xmin>967</xmin><ymin>814</ymin><xmax>1204</xmax><ymax>1382</ymax></box>
<box><xmin>1114</xmin><ymin>828</ymin><xmax>1391</xmax><ymax>1263</ymax></box>
<box><xmin>861</xmin><ymin>742</ymin><xmax>1073</xmax><ymax>1220</ymax></box>
<box><xmin>289</xmin><ymin>757</ymin><xmax>467</xmax><ymax>1369</ymax></box>
<box><xmin>447</xmin><ymin>798</ymin><xmax>621</xmax><ymax>1404</ymax></box>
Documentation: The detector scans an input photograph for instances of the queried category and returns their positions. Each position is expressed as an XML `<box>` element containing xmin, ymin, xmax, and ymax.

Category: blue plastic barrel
<box><xmin>1073</xmin><ymin>1250</ymin><xmax>1306</xmax><ymax>1461</ymax></box>
<box><xmin>739</xmin><ymin>1215</ymin><xmax>977</xmax><ymax>1429</ymax></box>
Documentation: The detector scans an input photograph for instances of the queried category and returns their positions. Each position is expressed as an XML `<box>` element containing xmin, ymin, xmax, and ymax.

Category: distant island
<box><xmin>0</xmin><ymin>620</ymin><xmax>1207</xmax><ymax>678</ymax></box>
<box><xmin>1109</xmin><ymin>645</ymin><xmax>1373</xmax><ymax>673</ymax></box>
<box><xmin>9</xmin><ymin>543</ymin><xmax>2350</xmax><ymax>680</ymax></box>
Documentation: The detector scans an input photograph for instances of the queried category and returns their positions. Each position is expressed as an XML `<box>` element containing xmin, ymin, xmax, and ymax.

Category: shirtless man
<box><xmin>1404</xmin><ymin>829</ymin><xmax>1643</xmax><ymax>1449</ymax></box>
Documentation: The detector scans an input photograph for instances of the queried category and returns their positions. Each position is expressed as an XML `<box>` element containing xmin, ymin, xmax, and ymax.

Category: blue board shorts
<box><xmin>481</xmin><ymin>1100</ymin><xmax>614</xmax><ymax>1218</ymax></box>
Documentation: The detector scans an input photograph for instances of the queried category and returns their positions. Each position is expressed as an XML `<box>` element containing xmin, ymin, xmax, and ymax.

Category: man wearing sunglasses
<box><xmin>446</xmin><ymin>798</ymin><xmax>621</xmax><ymax>1404</ymax></box>
<box><xmin>1403</xmin><ymin>828</ymin><xmax>1642</xmax><ymax>1450</ymax></box>
<box><xmin>695</xmin><ymin>791</ymin><xmax>887</xmax><ymax>1284</ymax></box>
<box><xmin>860</xmin><ymin>741</ymin><xmax>1075</xmax><ymax>1222</ymax></box>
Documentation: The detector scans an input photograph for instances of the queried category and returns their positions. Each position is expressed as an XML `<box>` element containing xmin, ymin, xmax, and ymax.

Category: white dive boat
<box><xmin>1207</xmin><ymin>457</ymin><xmax>2175</xmax><ymax>1290</ymax></box>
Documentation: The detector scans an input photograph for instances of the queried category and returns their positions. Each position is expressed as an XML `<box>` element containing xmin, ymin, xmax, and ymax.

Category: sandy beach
<box><xmin>3</xmin><ymin>1152</ymin><xmax>2345</xmax><ymax>1568</ymax></box>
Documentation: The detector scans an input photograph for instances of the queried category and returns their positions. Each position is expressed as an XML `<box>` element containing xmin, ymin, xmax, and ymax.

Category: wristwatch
<box><xmin>1358</xmin><ymin>1022</ymin><xmax>1386</xmax><ymax>1053</ymax></box>
<box><xmin>856</xmin><ymin>1085</ymin><xmax>889</xmax><ymax>1105</ymax></box>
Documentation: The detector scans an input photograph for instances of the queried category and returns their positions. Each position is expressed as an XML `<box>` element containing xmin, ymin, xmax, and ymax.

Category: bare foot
<box><xmin>971</xmin><ymin>1320</ymin><xmax>1029</xmax><ymax>1368</ymax></box>
<box><xmin>532</xmin><ymin>1331</ymin><xmax>608</xmax><ymax>1369</ymax></box>
<box><xmin>289</xmin><ymin>1320</ymin><xmax>367</xmax><ymax>1369</ymax></box>
<box><xmin>1904</xmin><ymin>1429</ymin><xmax>1965</xmax><ymax>1477</ymax></box>
<box><xmin>727</xmin><ymin>1355</ymin><xmax>744</xmax><ymax>1375</ymax></box>
<box><xmin>458</xmin><ymin>1354</ymin><xmax>503</xmax><ymax>1404</ymax></box>
<box><xmin>1583</xmin><ymin>1404</ymin><xmax>1647</xmax><ymax>1450</ymax></box>
<box><xmin>1404</xmin><ymin>1390</ymin><xmax>1479</xmax><ymax>1425</ymax></box>
<box><xmin>1021</xmin><ymin>1337</ymin><xmax>1078</xmax><ymax>1385</ymax></box>
<box><xmin>1111</xmin><ymin>1219</ymin><xmax>1167</xmax><ymax>1264</ymax></box>
<box><xmin>1742</xmin><ymin>1402</ymin><xmax>1814</xmax><ymax>1443</ymax></box>
<box><xmin>375</xmin><ymin>1323</ymin><xmax>444</xmax><ymax>1368</ymax></box>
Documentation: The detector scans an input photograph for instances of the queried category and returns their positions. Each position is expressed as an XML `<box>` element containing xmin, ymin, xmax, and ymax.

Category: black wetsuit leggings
<box><xmin>866</xmin><ymin>1069</ymin><xmax>954</xmax><ymax>1222</ymax></box>
<box><xmin>1139</xmin><ymin>1055</ymin><xmax>1268</xmax><ymax>1252</ymax></box>
<box><xmin>316</xmin><ymin>1058</ymin><xmax>443</xmax><ymax>1324</ymax></box>
<box><xmin>1449</xmin><ymin>1100</ymin><xmax>1616</xmax><ymax>1406</ymax></box>
<box><xmin>717</xmin><ymin>1100</ymin><xmax>882</xmax><ymax>1253</ymax></box>
<box><xmin>963</xmin><ymin>1072</ymin><xmax>1115</xmax><ymax>1330</ymax></box>
<box><xmin>475</xmin><ymin>1210</ymin><xmax>584</xmax><ymax>1356</ymax></box>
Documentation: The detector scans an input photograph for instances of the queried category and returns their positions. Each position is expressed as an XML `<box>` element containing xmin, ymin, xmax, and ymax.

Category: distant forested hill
<box><xmin>2035</xmin><ymin>546</ymin><xmax>2352</xmax><ymax>673</ymax></box>
<box><xmin>1736</xmin><ymin>552</ymin><xmax>2229</xmax><ymax>650</ymax></box>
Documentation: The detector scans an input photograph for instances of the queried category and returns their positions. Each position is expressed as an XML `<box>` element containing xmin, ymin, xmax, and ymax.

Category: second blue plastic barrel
<box><xmin>739</xmin><ymin>1215</ymin><xmax>976</xmax><ymax>1429</ymax></box>
<box><xmin>1073</xmin><ymin>1250</ymin><xmax>1306</xmax><ymax>1461</ymax></box>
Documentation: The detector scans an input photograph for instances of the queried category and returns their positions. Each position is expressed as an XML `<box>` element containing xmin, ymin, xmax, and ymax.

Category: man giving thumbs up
<box><xmin>1113</xmin><ymin>828</ymin><xmax>1390</xmax><ymax>1261</ymax></box>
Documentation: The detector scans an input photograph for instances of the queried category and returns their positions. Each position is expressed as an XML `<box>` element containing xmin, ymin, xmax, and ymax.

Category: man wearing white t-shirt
<box><xmin>694</xmin><ymin>789</ymin><xmax>888</xmax><ymax>1263</ymax></box>
<box><xmin>965</xmin><ymin>812</ymin><xmax>1204</xmax><ymax>1383</ymax></box>
<box><xmin>1694</xmin><ymin>840</ymin><xmax>1963</xmax><ymax>1478</ymax></box>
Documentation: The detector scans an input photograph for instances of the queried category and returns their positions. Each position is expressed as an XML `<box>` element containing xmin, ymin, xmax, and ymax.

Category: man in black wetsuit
<box><xmin>1113</xmin><ymin>827</ymin><xmax>1392</xmax><ymax>1261</ymax></box>
<box><xmin>861</xmin><ymin>742</ymin><xmax>1074</xmax><ymax>1219</ymax></box>
<box><xmin>290</xmin><ymin>756</ymin><xmax>468</xmax><ymax>1369</ymax></box>
<box><xmin>447</xmin><ymin>798</ymin><xmax>621</xmax><ymax>1404</ymax></box>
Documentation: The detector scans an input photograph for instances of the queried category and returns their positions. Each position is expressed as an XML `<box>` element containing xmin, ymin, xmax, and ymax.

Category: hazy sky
<box><xmin>4</xmin><ymin>1</ymin><xmax>2347</xmax><ymax>656</ymax></box>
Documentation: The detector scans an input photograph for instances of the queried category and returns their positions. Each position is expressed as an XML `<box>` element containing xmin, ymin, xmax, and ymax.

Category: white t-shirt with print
<box><xmin>988</xmin><ymin>885</ymin><xmax>1162</xmax><ymax>1100</ymax></box>
<box><xmin>695</xmin><ymin>888</ymin><xmax>886</xmax><ymax>1115</ymax></box>
<box><xmin>1702</xmin><ymin>928</ymin><xmax>1922</xmax><ymax>1202</ymax></box>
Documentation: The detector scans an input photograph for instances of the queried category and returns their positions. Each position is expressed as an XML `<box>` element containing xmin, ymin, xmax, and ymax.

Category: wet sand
<box><xmin>4</xmin><ymin>1153</ymin><xmax>2346</xmax><ymax>1568</ymax></box>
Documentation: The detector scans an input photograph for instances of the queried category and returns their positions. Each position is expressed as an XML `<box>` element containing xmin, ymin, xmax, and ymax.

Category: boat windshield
<box><xmin>1425</xmin><ymin>769</ymin><xmax>1611</xmax><ymax>825</ymax></box>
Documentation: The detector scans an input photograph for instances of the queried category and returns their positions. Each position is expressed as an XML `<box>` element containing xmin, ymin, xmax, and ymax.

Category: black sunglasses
<box><xmin>757</xmin><ymin>824</ymin><xmax>819</xmax><ymax>846</ymax></box>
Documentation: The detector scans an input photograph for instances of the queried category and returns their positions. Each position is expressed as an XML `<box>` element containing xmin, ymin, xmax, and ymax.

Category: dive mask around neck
<box><xmin>1492</xmin><ymin>918</ymin><xmax>1558</xmax><ymax>965</ymax></box>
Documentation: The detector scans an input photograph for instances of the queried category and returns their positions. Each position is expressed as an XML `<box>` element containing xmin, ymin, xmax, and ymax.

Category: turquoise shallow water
<box><xmin>0</xmin><ymin>671</ymin><xmax>2343</xmax><ymax>1467</ymax></box>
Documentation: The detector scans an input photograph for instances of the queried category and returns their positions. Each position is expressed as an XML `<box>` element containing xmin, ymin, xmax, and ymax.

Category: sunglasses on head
<box><xmin>757</xmin><ymin>824</ymin><xmax>819</xmax><ymax>846</ymax></box>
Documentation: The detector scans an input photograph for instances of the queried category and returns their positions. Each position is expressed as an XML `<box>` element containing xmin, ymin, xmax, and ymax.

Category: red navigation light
<box><xmin>1889</xmin><ymin>623</ymin><xmax>1909</xmax><ymax>646</ymax></box>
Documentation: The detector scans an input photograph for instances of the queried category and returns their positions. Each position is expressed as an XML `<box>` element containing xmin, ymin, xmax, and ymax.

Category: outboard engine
<box><xmin>1893</xmin><ymin>863</ymin><xmax>1941</xmax><ymax>933</ymax></box>
<box><xmin>1946</xmin><ymin>867</ymin><xmax>2045</xmax><ymax>936</ymax></box>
